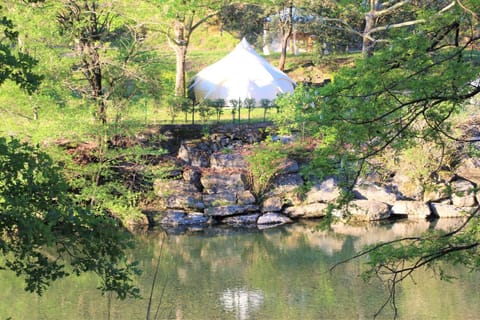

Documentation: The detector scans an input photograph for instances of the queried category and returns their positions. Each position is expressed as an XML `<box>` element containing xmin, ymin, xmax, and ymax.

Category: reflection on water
<box><xmin>0</xmin><ymin>218</ymin><xmax>477</xmax><ymax>320</ymax></box>
<box><xmin>220</xmin><ymin>288</ymin><xmax>264</xmax><ymax>320</ymax></box>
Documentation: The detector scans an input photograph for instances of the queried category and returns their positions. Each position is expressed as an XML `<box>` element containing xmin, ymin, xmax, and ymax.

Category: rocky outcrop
<box><xmin>257</xmin><ymin>212</ymin><xmax>293</xmax><ymax>227</ymax></box>
<box><xmin>391</xmin><ymin>200</ymin><xmax>431</xmax><ymax>219</ymax></box>
<box><xmin>305</xmin><ymin>177</ymin><xmax>342</xmax><ymax>204</ymax></box>
<box><xmin>150</xmin><ymin>125</ymin><xmax>480</xmax><ymax>232</ymax></box>
<box><xmin>204</xmin><ymin>205</ymin><xmax>260</xmax><ymax>217</ymax></box>
<box><xmin>430</xmin><ymin>203</ymin><xmax>473</xmax><ymax>218</ymax></box>
<box><xmin>284</xmin><ymin>203</ymin><xmax>329</xmax><ymax>219</ymax></box>
<box><xmin>456</xmin><ymin>157</ymin><xmax>480</xmax><ymax>185</ymax></box>
<box><xmin>201</xmin><ymin>171</ymin><xmax>248</xmax><ymax>194</ymax></box>
<box><xmin>346</xmin><ymin>200</ymin><xmax>391</xmax><ymax>221</ymax></box>
<box><xmin>451</xmin><ymin>180</ymin><xmax>476</xmax><ymax>207</ymax></box>
<box><xmin>353</xmin><ymin>182</ymin><xmax>397</xmax><ymax>205</ymax></box>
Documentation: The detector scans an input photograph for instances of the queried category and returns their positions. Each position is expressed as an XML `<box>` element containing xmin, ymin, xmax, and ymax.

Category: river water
<box><xmin>1</xmin><ymin>219</ymin><xmax>479</xmax><ymax>319</ymax></box>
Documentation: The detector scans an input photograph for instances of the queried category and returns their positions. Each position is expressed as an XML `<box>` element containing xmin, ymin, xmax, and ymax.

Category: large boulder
<box><xmin>204</xmin><ymin>204</ymin><xmax>259</xmax><ymax>217</ymax></box>
<box><xmin>154</xmin><ymin>179</ymin><xmax>199</xmax><ymax>195</ymax></box>
<box><xmin>210</xmin><ymin>151</ymin><xmax>247</xmax><ymax>169</ymax></box>
<box><xmin>392</xmin><ymin>173</ymin><xmax>423</xmax><ymax>200</ymax></box>
<box><xmin>201</xmin><ymin>171</ymin><xmax>248</xmax><ymax>193</ymax></box>
<box><xmin>160</xmin><ymin>210</ymin><xmax>209</xmax><ymax>226</ymax></box>
<box><xmin>262</xmin><ymin>196</ymin><xmax>283</xmax><ymax>212</ymax></box>
<box><xmin>237</xmin><ymin>191</ymin><xmax>256</xmax><ymax>205</ymax></box>
<box><xmin>306</xmin><ymin>177</ymin><xmax>342</xmax><ymax>204</ymax></box>
<box><xmin>154</xmin><ymin>179</ymin><xmax>204</xmax><ymax>210</ymax></box>
<box><xmin>257</xmin><ymin>212</ymin><xmax>293</xmax><ymax>226</ymax></box>
<box><xmin>391</xmin><ymin>200</ymin><xmax>431</xmax><ymax>219</ymax></box>
<box><xmin>451</xmin><ymin>179</ymin><xmax>476</xmax><ymax>207</ymax></box>
<box><xmin>353</xmin><ymin>182</ymin><xmax>397</xmax><ymax>205</ymax></box>
<box><xmin>166</xmin><ymin>192</ymin><xmax>205</xmax><ymax>211</ymax></box>
<box><xmin>268</xmin><ymin>173</ymin><xmax>304</xmax><ymax>195</ymax></box>
<box><xmin>347</xmin><ymin>200</ymin><xmax>391</xmax><ymax>221</ymax></box>
<box><xmin>203</xmin><ymin>192</ymin><xmax>237</xmax><ymax>207</ymax></box>
<box><xmin>277</xmin><ymin>158</ymin><xmax>300</xmax><ymax>174</ymax></box>
<box><xmin>283</xmin><ymin>203</ymin><xmax>329</xmax><ymax>219</ymax></box>
<box><xmin>430</xmin><ymin>203</ymin><xmax>473</xmax><ymax>218</ymax></box>
<box><xmin>183</xmin><ymin>167</ymin><xmax>202</xmax><ymax>191</ymax></box>
<box><xmin>222</xmin><ymin>214</ymin><xmax>260</xmax><ymax>226</ymax></box>
<box><xmin>177</xmin><ymin>141</ymin><xmax>212</xmax><ymax>167</ymax></box>
<box><xmin>260</xmin><ymin>173</ymin><xmax>304</xmax><ymax>208</ymax></box>
<box><xmin>455</xmin><ymin>157</ymin><xmax>480</xmax><ymax>185</ymax></box>
<box><xmin>423</xmin><ymin>183</ymin><xmax>449</xmax><ymax>203</ymax></box>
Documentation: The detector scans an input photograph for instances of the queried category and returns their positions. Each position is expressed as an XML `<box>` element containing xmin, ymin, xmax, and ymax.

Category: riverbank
<box><xmin>114</xmin><ymin>117</ymin><xmax>480</xmax><ymax>233</ymax></box>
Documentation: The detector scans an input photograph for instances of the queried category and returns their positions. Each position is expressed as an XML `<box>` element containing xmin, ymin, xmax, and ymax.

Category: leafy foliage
<box><xmin>275</xmin><ymin>2</ymin><xmax>480</xmax><ymax>317</ymax></box>
<box><xmin>354</xmin><ymin>212</ymin><xmax>480</xmax><ymax>317</ymax></box>
<box><xmin>0</xmin><ymin>5</ymin><xmax>42</xmax><ymax>93</ymax></box>
<box><xmin>0</xmin><ymin>137</ymin><xmax>140</xmax><ymax>298</ymax></box>
<box><xmin>245</xmin><ymin>141</ymin><xmax>289</xmax><ymax>198</ymax></box>
<box><xmin>276</xmin><ymin>5</ymin><xmax>480</xmax><ymax>182</ymax></box>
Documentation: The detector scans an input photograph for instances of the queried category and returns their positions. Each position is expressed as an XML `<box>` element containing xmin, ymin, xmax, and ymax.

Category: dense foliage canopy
<box><xmin>275</xmin><ymin>1</ymin><xmax>480</xmax><ymax>316</ymax></box>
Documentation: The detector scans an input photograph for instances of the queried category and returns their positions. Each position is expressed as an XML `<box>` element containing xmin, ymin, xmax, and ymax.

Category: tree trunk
<box><xmin>174</xmin><ymin>44</ymin><xmax>187</xmax><ymax>97</ymax></box>
<box><xmin>278</xmin><ymin>33</ymin><xmax>290</xmax><ymax>71</ymax></box>
<box><xmin>88</xmin><ymin>45</ymin><xmax>106</xmax><ymax>124</ymax></box>
<box><xmin>362</xmin><ymin>10</ymin><xmax>376</xmax><ymax>57</ymax></box>
<box><xmin>277</xmin><ymin>3</ymin><xmax>293</xmax><ymax>71</ymax></box>
<box><xmin>81</xmin><ymin>40</ymin><xmax>106</xmax><ymax>124</ymax></box>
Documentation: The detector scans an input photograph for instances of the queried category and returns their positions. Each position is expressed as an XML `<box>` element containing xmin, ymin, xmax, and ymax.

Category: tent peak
<box><xmin>238</xmin><ymin>37</ymin><xmax>253</xmax><ymax>50</ymax></box>
<box><xmin>189</xmin><ymin>38</ymin><xmax>296</xmax><ymax>106</ymax></box>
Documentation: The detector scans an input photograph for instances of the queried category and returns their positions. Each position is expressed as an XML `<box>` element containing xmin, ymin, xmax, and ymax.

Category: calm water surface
<box><xmin>1</xmin><ymin>219</ymin><xmax>479</xmax><ymax>319</ymax></box>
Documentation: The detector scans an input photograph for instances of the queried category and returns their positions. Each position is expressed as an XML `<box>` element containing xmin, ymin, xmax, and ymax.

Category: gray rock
<box><xmin>455</xmin><ymin>157</ymin><xmax>480</xmax><ymax>185</ymax></box>
<box><xmin>268</xmin><ymin>173</ymin><xmax>304</xmax><ymax>195</ymax></box>
<box><xmin>210</xmin><ymin>152</ymin><xmax>246</xmax><ymax>169</ymax></box>
<box><xmin>306</xmin><ymin>177</ymin><xmax>341</xmax><ymax>204</ymax></box>
<box><xmin>201</xmin><ymin>171</ymin><xmax>247</xmax><ymax>193</ymax></box>
<box><xmin>203</xmin><ymin>192</ymin><xmax>237</xmax><ymax>207</ymax></box>
<box><xmin>451</xmin><ymin>180</ymin><xmax>476</xmax><ymax>207</ymax></box>
<box><xmin>423</xmin><ymin>183</ymin><xmax>449</xmax><ymax>202</ymax></box>
<box><xmin>160</xmin><ymin>210</ymin><xmax>209</xmax><ymax>226</ymax></box>
<box><xmin>222</xmin><ymin>214</ymin><xmax>260</xmax><ymax>226</ymax></box>
<box><xmin>430</xmin><ymin>203</ymin><xmax>473</xmax><ymax>218</ymax></box>
<box><xmin>166</xmin><ymin>192</ymin><xmax>205</xmax><ymax>211</ymax></box>
<box><xmin>257</xmin><ymin>212</ymin><xmax>293</xmax><ymax>225</ymax></box>
<box><xmin>154</xmin><ymin>179</ymin><xmax>199</xmax><ymax>195</ymax></box>
<box><xmin>278</xmin><ymin>159</ymin><xmax>299</xmax><ymax>174</ymax></box>
<box><xmin>204</xmin><ymin>205</ymin><xmax>259</xmax><ymax>217</ymax></box>
<box><xmin>391</xmin><ymin>200</ymin><xmax>431</xmax><ymax>219</ymax></box>
<box><xmin>347</xmin><ymin>199</ymin><xmax>391</xmax><ymax>221</ymax></box>
<box><xmin>284</xmin><ymin>203</ymin><xmax>329</xmax><ymax>219</ymax></box>
<box><xmin>353</xmin><ymin>183</ymin><xmax>397</xmax><ymax>205</ymax></box>
<box><xmin>262</xmin><ymin>196</ymin><xmax>283</xmax><ymax>212</ymax></box>
<box><xmin>237</xmin><ymin>190</ymin><xmax>256</xmax><ymax>205</ymax></box>
<box><xmin>177</xmin><ymin>143</ymin><xmax>191</xmax><ymax>163</ymax></box>
<box><xmin>392</xmin><ymin>173</ymin><xmax>423</xmax><ymax>200</ymax></box>
<box><xmin>183</xmin><ymin>167</ymin><xmax>202</xmax><ymax>190</ymax></box>
<box><xmin>177</xmin><ymin>142</ymin><xmax>212</xmax><ymax>167</ymax></box>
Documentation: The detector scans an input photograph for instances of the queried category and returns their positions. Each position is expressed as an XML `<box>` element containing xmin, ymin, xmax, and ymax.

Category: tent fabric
<box><xmin>188</xmin><ymin>38</ymin><xmax>296</xmax><ymax>106</ymax></box>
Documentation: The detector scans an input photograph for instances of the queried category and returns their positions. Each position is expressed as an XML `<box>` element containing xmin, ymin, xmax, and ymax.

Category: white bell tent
<box><xmin>188</xmin><ymin>38</ymin><xmax>296</xmax><ymax>106</ymax></box>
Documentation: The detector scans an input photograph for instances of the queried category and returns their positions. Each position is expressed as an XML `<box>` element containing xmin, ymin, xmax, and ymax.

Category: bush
<box><xmin>245</xmin><ymin>141</ymin><xmax>289</xmax><ymax>198</ymax></box>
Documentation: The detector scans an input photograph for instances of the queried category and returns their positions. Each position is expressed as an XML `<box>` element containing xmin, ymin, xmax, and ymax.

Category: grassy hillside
<box><xmin>0</xmin><ymin>1</ymin><xmax>357</xmax><ymax>227</ymax></box>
